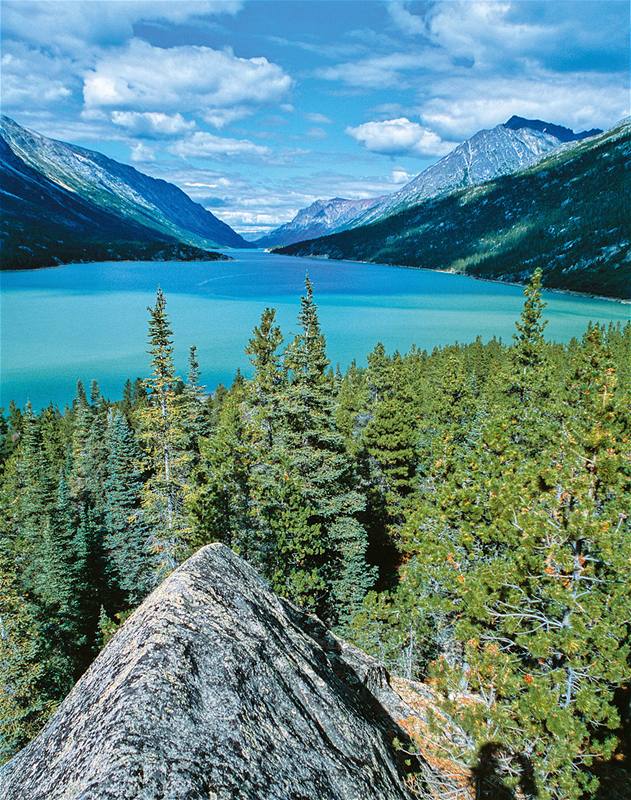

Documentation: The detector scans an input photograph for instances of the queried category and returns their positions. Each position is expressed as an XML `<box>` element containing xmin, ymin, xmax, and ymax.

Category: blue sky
<box><xmin>1</xmin><ymin>0</ymin><xmax>629</xmax><ymax>236</ymax></box>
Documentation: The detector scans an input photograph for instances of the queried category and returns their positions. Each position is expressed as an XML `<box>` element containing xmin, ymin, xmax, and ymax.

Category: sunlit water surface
<box><xmin>1</xmin><ymin>250</ymin><xmax>629</xmax><ymax>409</ymax></box>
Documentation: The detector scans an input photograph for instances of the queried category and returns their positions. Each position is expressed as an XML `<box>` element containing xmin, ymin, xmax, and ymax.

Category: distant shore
<box><xmin>272</xmin><ymin>251</ymin><xmax>630</xmax><ymax>305</ymax></box>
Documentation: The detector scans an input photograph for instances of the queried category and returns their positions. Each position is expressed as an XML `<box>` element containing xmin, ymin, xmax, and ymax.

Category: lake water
<box><xmin>1</xmin><ymin>250</ymin><xmax>629</xmax><ymax>409</ymax></box>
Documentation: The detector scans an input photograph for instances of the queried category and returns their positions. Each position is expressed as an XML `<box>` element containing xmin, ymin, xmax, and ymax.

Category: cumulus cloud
<box><xmin>130</xmin><ymin>141</ymin><xmax>156</xmax><ymax>162</ymax></box>
<box><xmin>83</xmin><ymin>39</ymin><xmax>292</xmax><ymax>126</ymax></box>
<box><xmin>391</xmin><ymin>167</ymin><xmax>413</xmax><ymax>184</ymax></box>
<box><xmin>1</xmin><ymin>44</ymin><xmax>77</xmax><ymax>108</ymax></box>
<box><xmin>170</xmin><ymin>131</ymin><xmax>270</xmax><ymax>158</ymax></box>
<box><xmin>1</xmin><ymin>1</ymin><xmax>243</xmax><ymax>52</ymax></box>
<box><xmin>346</xmin><ymin>118</ymin><xmax>453</xmax><ymax>157</ymax></box>
<box><xmin>425</xmin><ymin>1</ymin><xmax>550</xmax><ymax>67</ymax></box>
<box><xmin>418</xmin><ymin>71</ymin><xmax>630</xmax><ymax>139</ymax></box>
<box><xmin>111</xmin><ymin>111</ymin><xmax>195</xmax><ymax>137</ymax></box>
<box><xmin>387</xmin><ymin>2</ymin><xmax>425</xmax><ymax>36</ymax></box>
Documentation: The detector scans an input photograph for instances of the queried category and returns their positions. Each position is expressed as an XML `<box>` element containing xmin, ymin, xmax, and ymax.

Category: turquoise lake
<box><xmin>1</xmin><ymin>250</ymin><xmax>629</xmax><ymax>409</ymax></box>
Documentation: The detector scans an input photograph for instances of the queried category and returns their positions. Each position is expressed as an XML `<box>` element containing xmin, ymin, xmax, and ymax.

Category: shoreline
<box><xmin>0</xmin><ymin>252</ymin><xmax>233</xmax><ymax>275</ymax></box>
<box><xmin>273</xmin><ymin>251</ymin><xmax>630</xmax><ymax>305</ymax></box>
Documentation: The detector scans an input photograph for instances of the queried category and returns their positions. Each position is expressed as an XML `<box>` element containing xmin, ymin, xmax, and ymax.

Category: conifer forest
<box><xmin>1</xmin><ymin>271</ymin><xmax>629</xmax><ymax>799</ymax></box>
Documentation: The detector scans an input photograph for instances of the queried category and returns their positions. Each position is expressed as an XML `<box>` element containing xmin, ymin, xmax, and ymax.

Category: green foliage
<box><xmin>138</xmin><ymin>289</ymin><xmax>192</xmax><ymax>576</ymax></box>
<box><xmin>1</xmin><ymin>274</ymin><xmax>629</xmax><ymax>797</ymax></box>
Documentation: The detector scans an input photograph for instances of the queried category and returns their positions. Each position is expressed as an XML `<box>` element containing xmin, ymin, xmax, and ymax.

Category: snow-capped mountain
<box><xmin>0</xmin><ymin>115</ymin><xmax>248</xmax><ymax>250</ymax></box>
<box><xmin>255</xmin><ymin>196</ymin><xmax>384</xmax><ymax>248</ymax></box>
<box><xmin>277</xmin><ymin>121</ymin><xmax>629</xmax><ymax>299</ymax></box>
<box><xmin>264</xmin><ymin>117</ymin><xmax>603</xmax><ymax>245</ymax></box>
<box><xmin>351</xmin><ymin>117</ymin><xmax>602</xmax><ymax>227</ymax></box>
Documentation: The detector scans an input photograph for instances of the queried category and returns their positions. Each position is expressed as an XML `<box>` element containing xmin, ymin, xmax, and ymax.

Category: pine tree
<box><xmin>138</xmin><ymin>289</ymin><xmax>191</xmax><ymax>577</ymax></box>
<box><xmin>0</xmin><ymin>551</ymin><xmax>55</xmax><ymax>763</ymax></box>
<box><xmin>103</xmin><ymin>409</ymin><xmax>153</xmax><ymax>608</ymax></box>
<box><xmin>276</xmin><ymin>278</ymin><xmax>375</xmax><ymax>624</ymax></box>
<box><xmin>181</xmin><ymin>345</ymin><xmax>210</xmax><ymax>464</ymax></box>
<box><xmin>393</xmin><ymin>288</ymin><xmax>630</xmax><ymax>799</ymax></box>
<box><xmin>362</xmin><ymin>352</ymin><xmax>418</xmax><ymax>525</ymax></box>
<box><xmin>188</xmin><ymin>384</ymin><xmax>258</xmax><ymax>559</ymax></box>
<box><xmin>510</xmin><ymin>267</ymin><xmax>551</xmax><ymax>408</ymax></box>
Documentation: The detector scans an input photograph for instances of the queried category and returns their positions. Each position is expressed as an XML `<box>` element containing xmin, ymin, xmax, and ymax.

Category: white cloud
<box><xmin>318</xmin><ymin>53</ymin><xmax>422</xmax><ymax>89</ymax></box>
<box><xmin>391</xmin><ymin>167</ymin><xmax>412</xmax><ymax>184</ymax></box>
<box><xmin>305</xmin><ymin>112</ymin><xmax>332</xmax><ymax>124</ymax></box>
<box><xmin>170</xmin><ymin>131</ymin><xmax>270</xmax><ymax>158</ymax></box>
<box><xmin>0</xmin><ymin>45</ymin><xmax>76</xmax><ymax>108</ymax></box>
<box><xmin>201</xmin><ymin>107</ymin><xmax>252</xmax><ymax>129</ymax></box>
<box><xmin>83</xmin><ymin>39</ymin><xmax>292</xmax><ymax>125</ymax></box>
<box><xmin>387</xmin><ymin>2</ymin><xmax>425</xmax><ymax>36</ymax></box>
<box><xmin>419</xmin><ymin>72</ymin><xmax>629</xmax><ymax>139</ymax></box>
<box><xmin>426</xmin><ymin>1</ymin><xmax>552</xmax><ymax>68</ymax></box>
<box><xmin>130</xmin><ymin>142</ymin><xmax>156</xmax><ymax>162</ymax></box>
<box><xmin>111</xmin><ymin>111</ymin><xmax>195</xmax><ymax>137</ymax></box>
<box><xmin>1</xmin><ymin>1</ymin><xmax>243</xmax><ymax>52</ymax></box>
<box><xmin>346</xmin><ymin>117</ymin><xmax>453</xmax><ymax>157</ymax></box>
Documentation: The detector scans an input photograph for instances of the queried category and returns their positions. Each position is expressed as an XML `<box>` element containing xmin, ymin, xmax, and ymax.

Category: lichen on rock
<box><xmin>0</xmin><ymin>544</ymin><xmax>434</xmax><ymax>800</ymax></box>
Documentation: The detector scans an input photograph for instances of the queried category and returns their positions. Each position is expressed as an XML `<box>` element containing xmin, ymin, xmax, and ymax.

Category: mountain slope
<box><xmin>0</xmin><ymin>115</ymin><xmax>249</xmax><ymax>257</ymax></box>
<box><xmin>0</xmin><ymin>137</ymin><xmax>228</xmax><ymax>269</ymax></box>
<box><xmin>255</xmin><ymin>196</ymin><xmax>384</xmax><ymax>248</ymax></box>
<box><xmin>352</xmin><ymin>118</ymin><xmax>602</xmax><ymax>227</ymax></box>
<box><xmin>258</xmin><ymin>117</ymin><xmax>601</xmax><ymax>248</ymax></box>
<box><xmin>0</xmin><ymin>544</ymin><xmax>452</xmax><ymax>800</ymax></box>
<box><xmin>276</xmin><ymin>121</ymin><xmax>631</xmax><ymax>299</ymax></box>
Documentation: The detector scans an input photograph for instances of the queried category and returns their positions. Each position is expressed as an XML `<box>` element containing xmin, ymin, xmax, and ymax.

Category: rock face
<box><xmin>0</xmin><ymin>544</ymin><xmax>426</xmax><ymax>800</ymax></box>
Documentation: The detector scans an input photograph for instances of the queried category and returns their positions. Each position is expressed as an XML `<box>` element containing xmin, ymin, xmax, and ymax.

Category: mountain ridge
<box><xmin>255</xmin><ymin>195</ymin><xmax>385</xmax><ymax>248</ymax></box>
<box><xmin>0</xmin><ymin>116</ymin><xmax>249</xmax><ymax>269</ymax></box>
<box><xmin>503</xmin><ymin>115</ymin><xmax>602</xmax><ymax>142</ymax></box>
<box><xmin>275</xmin><ymin>121</ymin><xmax>631</xmax><ymax>299</ymax></box>
<box><xmin>1</xmin><ymin>115</ymin><xmax>249</xmax><ymax>250</ymax></box>
<box><xmin>258</xmin><ymin>116</ymin><xmax>593</xmax><ymax>247</ymax></box>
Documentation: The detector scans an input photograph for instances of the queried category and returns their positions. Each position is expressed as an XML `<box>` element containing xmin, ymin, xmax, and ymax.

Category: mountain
<box><xmin>275</xmin><ymin>121</ymin><xmax>631</xmax><ymax>299</ymax></box>
<box><xmin>503</xmin><ymin>115</ymin><xmax>602</xmax><ymax>142</ymax></box>
<box><xmin>0</xmin><ymin>115</ymin><xmax>249</xmax><ymax>269</ymax></box>
<box><xmin>0</xmin><ymin>544</ymin><xmax>465</xmax><ymax>800</ymax></box>
<box><xmin>0</xmin><ymin>137</ymin><xmax>229</xmax><ymax>269</ymax></box>
<box><xmin>258</xmin><ymin>117</ymin><xmax>601</xmax><ymax>247</ymax></box>
<box><xmin>350</xmin><ymin>117</ymin><xmax>599</xmax><ymax>228</ymax></box>
<box><xmin>255</xmin><ymin>195</ymin><xmax>384</xmax><ymax>248</ymax></box>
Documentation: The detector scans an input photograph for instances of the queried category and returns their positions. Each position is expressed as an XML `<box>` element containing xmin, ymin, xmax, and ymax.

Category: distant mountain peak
<box><xmin>255</xmin><ymin>195</ymin><xmax>384</xmax><ymax>248</ymax></box>
<box><xmin>503</xmin><ymin>115</ymin><xmax>602</xmax><ymax>142</ymax></box>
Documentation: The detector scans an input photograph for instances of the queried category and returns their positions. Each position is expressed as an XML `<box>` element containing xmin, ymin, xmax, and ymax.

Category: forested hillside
<box><xmin>1</xmin><ymin>274</ymin><xmax>629</xmax><ymax>798</ymax></box>
<box><xmin>277</xmin><ymin>122</ymin><xmax>631</xmax><ymax>299</ymax></box>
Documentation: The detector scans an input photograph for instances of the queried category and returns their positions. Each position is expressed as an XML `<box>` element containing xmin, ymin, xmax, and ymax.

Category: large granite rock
<box><xmin>0</xmin><ymin>544</ymin><xmax>430</xmax><ymax>800</ymax></box>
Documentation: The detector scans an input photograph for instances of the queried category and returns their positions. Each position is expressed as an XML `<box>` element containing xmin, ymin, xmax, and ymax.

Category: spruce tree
<box><xmin>138</xmin><ymin>289</ymin><xmax>191</xmax><ymax>577</ymax></box>
<box><xmin>277</xmin><ymin>278</ymin><xmax>375</xmax><ymax>624</ymax></box>
<box><xmin>103</xmin><ymin>409</ymin><xmax>153</xmax><ymax>608</ymax></box>
<box><xmin>181</xmin><ymin>345</ymin><xmax>210</xmax><ymax>464</ymax></box>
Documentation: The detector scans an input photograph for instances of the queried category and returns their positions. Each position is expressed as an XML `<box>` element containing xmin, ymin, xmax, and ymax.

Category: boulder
<box><xmin>1</xmin><ymin>544</ymin><xmax>430</xmax><ymax>800</ymax></box>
